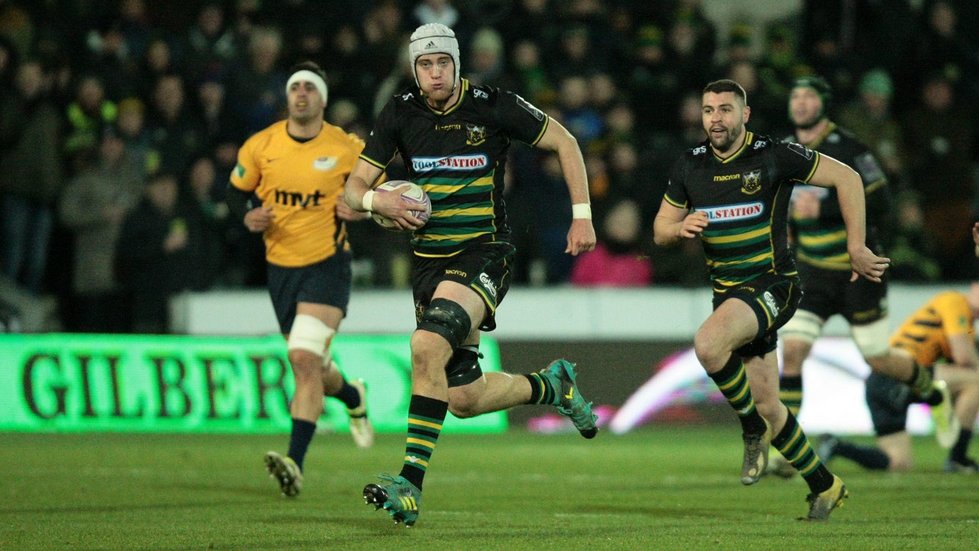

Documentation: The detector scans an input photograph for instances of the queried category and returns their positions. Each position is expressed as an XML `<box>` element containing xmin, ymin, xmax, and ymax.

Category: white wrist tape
<box><xmin>362</xmin><ymin>190</ymin><xmax>376</xmax><ymax>212</ymax></box>
<box><xmin>571</xmin><ymin>203</ymin><xmax>592</xmax><ymax>220</ymax></box>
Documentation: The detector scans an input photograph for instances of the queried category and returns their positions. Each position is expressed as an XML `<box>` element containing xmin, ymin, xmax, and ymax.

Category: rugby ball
<box><xmin>371</xmin><ymin>180</ymin><xmax>431</xmax><ymax>230</ymax></box>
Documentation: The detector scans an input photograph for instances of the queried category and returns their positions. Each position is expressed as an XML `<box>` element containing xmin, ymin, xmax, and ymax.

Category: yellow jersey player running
<box><xmin>226</xmin><ymin>61</ymin><xmax>374</xmax><ymax>498</ymax></box>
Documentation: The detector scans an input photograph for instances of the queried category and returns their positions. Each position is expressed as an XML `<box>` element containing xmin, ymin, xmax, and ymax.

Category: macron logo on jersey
<box><xmin>412</xmin><ymin>154</ymin><xmax>489</xmax><ymax>172</ymax></box>
<box><xmin>698</xmin><ymin>202</ymin><xmax>764</xmax><ymax>223</ymax></box>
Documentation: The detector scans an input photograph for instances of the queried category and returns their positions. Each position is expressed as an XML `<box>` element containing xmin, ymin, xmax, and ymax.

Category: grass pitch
<box><xmin>1</xmin><ymin>426</ymin><xmax>975</xmax><ymax>550</ymax></box>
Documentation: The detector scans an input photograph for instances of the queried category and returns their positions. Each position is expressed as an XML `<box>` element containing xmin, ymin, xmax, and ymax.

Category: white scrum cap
<box><xmin>409</xmin><ymin>23</ymin><xmax>460</xmax><ymax>90</ymax></box>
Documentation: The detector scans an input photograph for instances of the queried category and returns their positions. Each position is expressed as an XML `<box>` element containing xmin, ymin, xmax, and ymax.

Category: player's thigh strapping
<box><xmin>412</xmin><ymin>241</ymin><xmax>515</xmax><ymax>386</ymax></box>
<box><xmin>782</xmin><ymin>264</ymin><xmax>889</xmax><ymax>356</ymax></box>
<box><xmin>713</xmin><ymin>273</ymin><xmax>802</xmax><ymax>357</ymax></box>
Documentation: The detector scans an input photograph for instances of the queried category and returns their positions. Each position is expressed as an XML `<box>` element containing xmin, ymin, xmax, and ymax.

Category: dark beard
<box><xmin>794</xmin><ymin>115</ymin><xmax>824</xmax><ymax>131</ymax></box>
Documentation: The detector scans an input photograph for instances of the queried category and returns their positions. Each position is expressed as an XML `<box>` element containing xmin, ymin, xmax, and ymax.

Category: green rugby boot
<box><xmin>363</xmin><ymin>474</ymin><xmax>421</xmax><ymax>527</ymax></box>
<box><xmin>541</xmin><ymin>359</ymin><xmax>598</xmax><ymax>438</ymax></box>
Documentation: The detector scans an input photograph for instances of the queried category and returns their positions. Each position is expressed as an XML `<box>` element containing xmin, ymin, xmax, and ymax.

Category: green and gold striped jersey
<box><xmin>361</xmin><ymin>78</ymin><xmax>549</xmax><ymax>257</ymax></box>
<box><xmin>781</xmin><ymin>122</ymin><xmax>889</xmax><ymax>271</ymax></box>
<box><xmin>663</xmin><ymin>132</ymin><xmax>820</xmax><ymax>292</ymax></box>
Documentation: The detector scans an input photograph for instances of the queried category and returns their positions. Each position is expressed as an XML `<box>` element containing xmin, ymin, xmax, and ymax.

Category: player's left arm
<box><xmin>807</xmin><ymin>153</ymin><xmax>890</xmax><ymax>282</ymax></box>
<box><xmin>972</xmin><ymin>221</ymin><xmax>979</xmax><ymax>257</ymax></box>
<box><xmin>534</xmin><ymin>117</ymin><xmax>596</xmax><ymax>256</ymax></box>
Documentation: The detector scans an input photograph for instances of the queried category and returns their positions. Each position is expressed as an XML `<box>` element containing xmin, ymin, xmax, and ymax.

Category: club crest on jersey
<box><xmin>313</xmin><ymin>157</ymin><xmax>338</xmax><ymax>171</ymax></box>
<box><xmin>741</xmin><ymin>169</ymin><xmax>762</xmax><ymax>195</ymax></box>
<box><xmin>466</xmin><ymin>124</ymin><xmax>486</xmax><ymax>145</ymax></box>
<box><xmin>698</xmin><ymin>201</ymin><xmax>764</xmax><ymax>224</ymax></box>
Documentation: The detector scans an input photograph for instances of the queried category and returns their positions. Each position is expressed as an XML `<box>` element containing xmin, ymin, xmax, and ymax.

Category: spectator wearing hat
<box><xmin>838</xmin><ymin>69</ymin><xmax>905</xmax><ymax>185</ymax></box>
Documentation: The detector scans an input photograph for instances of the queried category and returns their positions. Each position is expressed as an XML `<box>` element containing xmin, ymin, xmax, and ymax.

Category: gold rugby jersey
<box><xmin>890</xmin><ymin>291</ymin><xmax>975</xmax><ymax>367</ymax></box>
<box><xmin>231</xmin><ymin>120</ymin><xmax>363</xmax><ymax>267</ymax></box>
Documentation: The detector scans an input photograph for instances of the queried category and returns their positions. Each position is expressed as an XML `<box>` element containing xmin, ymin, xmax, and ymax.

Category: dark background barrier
<box><xmin>499</xmin><ymin>340</ymin><xmax>724</xmax><ymax>428</ymax></box>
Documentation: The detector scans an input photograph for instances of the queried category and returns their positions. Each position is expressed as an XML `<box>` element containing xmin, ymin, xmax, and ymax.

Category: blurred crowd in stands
<box><xmin>1</xmin><ymin>0</ymin><xmax>978</xmax><ymax>332</ymax></box>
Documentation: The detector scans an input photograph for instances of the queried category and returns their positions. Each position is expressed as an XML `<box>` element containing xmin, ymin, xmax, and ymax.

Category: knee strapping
<box><xmin>780</xmin><ymin>310</ymin><xmax>824</xmax><ymax>344</ymax></box>
<box><xmin>418</xmin><ymin>298</ymin><xmax>471</xmax><ymax>349</ymax></box>
<box><xmin>852</xmin><ymin>317</ymin><xmax>890</xmax><ymax>358</ymax></box>
<box><xmin>287</xmin><ymin>314</ymin><xmax>334</xmax><ymax>355</ymax></box>
<box><xmin>446</xmin><ymin>345</ymin><xmax>483</xmax><ymax>387</ymax></box>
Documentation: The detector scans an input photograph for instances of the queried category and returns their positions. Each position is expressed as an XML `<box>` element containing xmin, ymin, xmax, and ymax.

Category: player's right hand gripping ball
<box><xmin>371</xmin><ymin>180</ymin><xmax>431</xmax><ymax>231</ymax></box>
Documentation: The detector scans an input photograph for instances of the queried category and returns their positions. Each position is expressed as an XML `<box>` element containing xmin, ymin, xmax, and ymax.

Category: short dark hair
<box><xmin>703</xmin><ymin>79</ymin><xmax>747</xmax><ymax>105</ymax></box>
<box><xmin>288</xmin><ymin>61</ymin><xmax>326</xmax><ymax>81</ymax></box>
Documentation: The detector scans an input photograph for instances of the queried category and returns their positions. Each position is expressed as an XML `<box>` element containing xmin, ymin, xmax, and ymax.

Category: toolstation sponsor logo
<box><xmin>412</xmin><ymin>154</ymin><xmax>489</xmax><ymax>172</ymax></box>
<box><xmin>698</xmin><ymin>202</ymin><xmax>764</xmax><ymax>223</ymax></box>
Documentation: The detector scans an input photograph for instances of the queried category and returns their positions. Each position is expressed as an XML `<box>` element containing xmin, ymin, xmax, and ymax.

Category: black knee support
<box><xmin>417</xmin><ymin>298</ymin><xmax>471</xmax><ymax>349</ymax></box>
<box><xmin>446</xmin><ymin>346</ymin><xmax>483</xmax><ymax>388</ymax></box>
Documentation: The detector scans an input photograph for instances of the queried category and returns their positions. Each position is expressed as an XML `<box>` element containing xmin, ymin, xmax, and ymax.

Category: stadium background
<box><xmin>1</xmin><ymin>0</ymin><xmax>978</xmax><ymax>434</ymax></box>
<box><xmin>3</xmin><ymin>4</ymin><xmax>978</xmax><ymax>548</ymax></box>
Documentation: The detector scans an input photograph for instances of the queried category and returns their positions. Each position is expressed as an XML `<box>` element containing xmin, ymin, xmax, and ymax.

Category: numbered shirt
<box><xmin>890</xmin><ymin>291</ymin><xmax>975</xmax><ymax>366</ymax></box>
<box><xmin>663</xmin><ymin>132</ymin><xmax>820</xmax><ymax>291</ymax></box>
<box><xmin>231</xmin><ymin>121</ymin><xmax>364</xmax><ymax>267</ymax></box>
<box><xmin>362</xmin><ymin>79</ymin><xmax>549</xmax><ymax>257</ymax></box>
<box><xmin>781</xmin><ymin>122</ymin><xmax>889</xmax><ymax>270</ymax></box>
